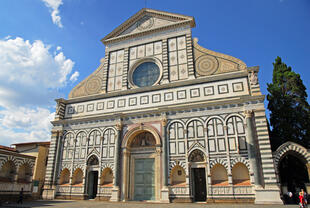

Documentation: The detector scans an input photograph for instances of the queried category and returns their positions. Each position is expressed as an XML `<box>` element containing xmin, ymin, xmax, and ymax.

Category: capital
<box><xmin>244</xmin><ymin>110</ymin><xmax>253</xmax><ymax>118</ymax></box>
<box><xmin>161</xmin><ymin>117</ymin><xmax>168</xmax><ymax>127</ymax></box>
<box><xmin>116</xmin><ymin>122</ymin><xmax>123</xmax><ymax>131</ymax></box>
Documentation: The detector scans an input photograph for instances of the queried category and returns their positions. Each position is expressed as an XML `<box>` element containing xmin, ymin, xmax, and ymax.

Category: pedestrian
<box><xmin>287</xmin><ymin>191</ymin><xmax>293</xmax><ymax>204</ymax></box>
<box><xmin>299</xmin><ymin>190</ymin><xmax>306</xmax><ymax>208</ymax></box>
<box><xmin>301</xmin><ymin>189</ymin><xmax>308</xmax><ymax>208</ymax></box>
<box><xmin>17</xmin><ymin>188</ymin><xmax>23</xmax><ymax>204</ymax></box>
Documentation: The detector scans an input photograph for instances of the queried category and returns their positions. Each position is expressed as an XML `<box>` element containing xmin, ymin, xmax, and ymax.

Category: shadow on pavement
<box><xmin>0</xmin><ymin>200</ymin><xmax>73</xmax><ymax>208</ymax></box>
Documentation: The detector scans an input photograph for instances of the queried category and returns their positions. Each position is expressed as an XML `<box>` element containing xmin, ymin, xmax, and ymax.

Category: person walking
<box><xmin>17</xmin><ymin>188</ymin><xmax>23</xmax><ymax>204</ymax></box>
<box><xmin>299</xmin><ymin>189</ymin><xmax>308</xmax><ymax>208</ymax></box>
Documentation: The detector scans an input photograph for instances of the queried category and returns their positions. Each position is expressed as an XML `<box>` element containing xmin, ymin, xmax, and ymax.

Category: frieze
<box><xmin>65</xmin><ymin>77</ymin><xmax>249</xmax><ymax>119</ymax></box>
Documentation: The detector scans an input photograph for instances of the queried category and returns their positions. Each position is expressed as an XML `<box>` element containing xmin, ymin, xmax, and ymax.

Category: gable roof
<box><xmin>101</xmin><ymin>8</ymin><xmax>195</xmax><ymax>44</ymax></box>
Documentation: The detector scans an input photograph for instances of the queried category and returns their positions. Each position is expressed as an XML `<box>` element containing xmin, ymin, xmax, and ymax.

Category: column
<box><xmin>110</xmin><ymin>122</ymin><xmax>122</xmax><ymax>201</ymax></box>
<box><xmin>245</xmin><ymin>110</ymin><xmax>261</xmax><ymax>186</ymax></box>
<box><xmin>161</xmin><ymin>117</ymin><xmax>170</xmax><ymax>202</ymax></box>
<box><xmin>122</xmin><ymin>148</ymin><xmax>130</xmax><ymax>201</ymax></box>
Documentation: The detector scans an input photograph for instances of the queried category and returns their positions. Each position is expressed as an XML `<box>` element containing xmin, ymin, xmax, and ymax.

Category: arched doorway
<box><xmin>189</xmin><ymin>149</ymin><xmax>207</xmax><ymax>202</ymax></box>
<box><xmin>274</xmin><ymin>142</ymin><xmax>310</xmax><ymax>204</ymax></box>
<box><xmin>122</xmin><ymin>128</ymin><xmax>162</xmax><ymax>201</ymax></box>
<box><xmin>86</xmin><ymin>155</ymin><xmax>99</xmax><ymax>199</ymax></box>
<box><xmin>279</xmin><ymin>153</ymin><xmax>309</xmax><ymax>203</ymax></box>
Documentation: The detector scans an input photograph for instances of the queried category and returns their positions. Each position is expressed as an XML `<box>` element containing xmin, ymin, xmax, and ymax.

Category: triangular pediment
<box><xmin>102</xmin><ymin>8</ymin><xmax>195</xmax><ymax>44</ymax></box>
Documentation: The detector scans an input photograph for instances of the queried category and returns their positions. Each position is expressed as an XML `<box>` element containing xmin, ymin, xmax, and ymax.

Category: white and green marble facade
<box><xmin>42</xmin><ymin>8</ymin><xmax>282</xmax><ymax>204</ymax></box>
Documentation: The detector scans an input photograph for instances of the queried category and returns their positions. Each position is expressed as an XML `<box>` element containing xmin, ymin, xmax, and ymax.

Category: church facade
<box><xmin>42</xmin><ymin>9</ymin><xmax>282</xmax><ymax>204</ymax></box>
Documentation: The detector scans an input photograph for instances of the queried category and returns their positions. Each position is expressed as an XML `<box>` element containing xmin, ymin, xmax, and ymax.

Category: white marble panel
<box><xmin>102</xmin><ymin>147</ymin><xmax>107</xmax><ymax>157</ymax></box>
<box><xmin>109</xmin><ymin>146</ymin><xmax>114</xmax><ymax>157</ymax></box>
<box><xmin>137</xmin><ymin>45</ymin><xmax>145</xmax><ymax>58</ymax></box>
<box><xmin>178</xmin><ymin>141</ymin><xmax>185</xmax><ymax>154</ymax></box>
<box><xmin>114</xmin><ymin>76</ymin><xmax>122</xmax><ymax>90</ymax></box>
<box><xmin>170</xmin><ymin>142</ymin><xmax>176</xmax><ymax>154</ymax></box>
<box><xmin>145</xmin><ymin>43</ymin><xmax>154</xmax><ymax>56</ymax></box>
<box><xmin>228</xmin><ymin>137</ymin><xmax>236</xmax><ymax>151</ymax></box>
<box><xmin>168</xmin><ymin>38</ymin><xmax>177</xmax><ymax>51</ymax></box>
<box><xmin>178</xmin><ymin>64</ymin><xmax>188</xmax><ymax>80</ymax></box>
<box><xmin>170</xmin><ymin>65</ymin><xmax>178</xmax><ymax>81</ymax></box>
<box><xmin>208</xmin><ymin>139</ymin><xmax>216</xmax><ymax>152</ymax></box>
<box><xmin>154</xmin><ymin>41</ymin><xmax>162</xmax><ymax>54</ymax></box>
<box><xmin>178</xmin><ymin>49</ymin><xmax>187</xmax><ymax>64</ymax></box>
<box><xmin>169</xmin><ymin>51</ymin><xmax>178</xmax><ymax>65</ymax></box>
<box><xmin>116</xmin><ymin>50</ymin><xmax>124</xmax><ymax>62</ymax></box>
<box><xmin>218</xmin><ymin>138</ymin><xmax>226</xmax><ymax>151</ymax></box>
<box><xmin>110</xmin><ymin>51</ymin><xmax>117</xmax><ymax>64</ymax></box>
<box><xmin>107</xmin><ymin>77</ymin><xmax>115</xmax><ymax>92</ymax></box>
<box><xmin>115</xmin><ymin>63</ymin><xmax>123</xmax><ymax>76</ymax></box>
<box><xmin>130</xmin><ymin>47</ymin><xmax>137</xmax><ymax>60</ymax></box>
<box><xmin>177</xmin><ymin>36</ymin><xmax>186</xmax><ymax>50</ymax></box>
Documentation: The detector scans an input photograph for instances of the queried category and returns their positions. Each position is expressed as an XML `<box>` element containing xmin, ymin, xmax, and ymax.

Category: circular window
<box><xmin>132</xmin><ymin>62</ymin><xmax>160</xmax><ymax>87</ymax></box>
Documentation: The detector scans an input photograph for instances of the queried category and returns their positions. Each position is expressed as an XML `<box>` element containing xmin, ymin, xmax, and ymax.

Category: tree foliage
<box><xmin>267</xmin><ymin>57</ymin><xmax>310</xmax><ymax>150</ymax></box>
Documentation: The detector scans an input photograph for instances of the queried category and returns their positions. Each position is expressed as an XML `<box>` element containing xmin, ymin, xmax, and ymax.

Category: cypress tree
<box><xmin>267</xmin><ymin>57</ymin><xmax>310</xmax><ymax>150</ymax></box>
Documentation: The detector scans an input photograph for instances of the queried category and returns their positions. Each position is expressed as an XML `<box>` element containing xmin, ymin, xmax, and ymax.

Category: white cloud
<box><xmin>56</xmin><ymin>46</ymin><xmax>62</xmax><ymax>51</ymax></box>
<box><xmin>0</xmin><ymin>37</ymin><xmax>75</xmax><ymax>107</ymax></box>
<box><xmin>0</xmin><ymin>36</ymin><xmax>77</xmax><ymax>146</ymax></box>
<box><xmin>70</xmin><ymin>71</ymin><xmax>79</xmax><ymax>82</ymax></box>
<box><xmin>0</xmin><ymin>107</ymin><xmax>54</xmax><ymax>146</ymax></box>
<box><xmin>41</xmin><ymin>0</ymin><xmax>63</xmax><ymax>28</ymax></box>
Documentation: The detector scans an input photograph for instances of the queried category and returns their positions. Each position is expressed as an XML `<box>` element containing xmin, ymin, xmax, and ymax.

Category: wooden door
<box><xmin>193</xmin><ymin>168</ymin><xmax>206</xmax><ymax>201</ymax></box>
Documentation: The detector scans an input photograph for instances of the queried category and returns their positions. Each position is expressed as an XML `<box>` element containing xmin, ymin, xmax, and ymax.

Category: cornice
<box><xmin>102</xmin><ymin>8</ymin><xmax>195</xmax><ymax>44</ymax></box>
<box><xmin>102</xmin><ymin>20</ymin><xmax>193</xmax><ymax>45</ymax></box>
<box><xmin>62</xmin><ymin>70</ymin><xmax>252</xmax><ymax>104</ymax></box>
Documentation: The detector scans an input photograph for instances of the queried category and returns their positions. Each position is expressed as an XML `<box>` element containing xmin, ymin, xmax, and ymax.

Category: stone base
<box><xmin>56</xmin><ymin>194</ymin><xmax>87</xmax><ymax>200</ymax></box>
<box><xmin>161</xmin><ymin>187</ymin><xmax>170</xmax><ymax>203</ymax></box>
<box><xmin>95</xmin><ymin>196</ymin><xmax>111</xmax><ymax>201</ymax></box>
<box><xmin>206</xmin><ymin>198</ymin><xmax>254</xmax><ymax>203</ymax></box>
<box><xmin>255</xmin><ymin>187</ymin><xmax>283</xmax><ymax>204</ymax></box>
<box><xmin>170</xmin><ymin>197</ymin><xmax>192</xmax><ymax>203</ymax></box>
<box><xmin>110</xmin><ymin>186</ymin><xmax>120</xmax><ymax>202</ymax></box>
<box><xmin>42</xmin><ymin>186</ymin><xmax>56</xmax><ymax>200</ymax></box>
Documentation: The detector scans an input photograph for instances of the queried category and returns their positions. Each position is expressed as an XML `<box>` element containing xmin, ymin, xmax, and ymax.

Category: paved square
<box><xmin>0</xmin><ymin>200</ymin><xmax>298</xmax><ymax>208</ymax></box>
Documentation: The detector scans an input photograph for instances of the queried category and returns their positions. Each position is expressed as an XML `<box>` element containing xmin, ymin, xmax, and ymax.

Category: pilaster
<box><xmin>110</xmin><ymin>121</ymin><xmax>122</xmax><ymax>201</ymax></box>
<box><xmin>186</xmin><ymin>34</ymin><xmax>195</xmax><ymax>79</ymax></box>
<box><xmin>42</xmin><ymin>129</ymin><xmax>62</xmax><ymax>200</ymax></box>
<box><xmin>102</xmin><ymin>49</ymin><xmax>110</xmax><ymax>93</ymax></box>
<box><xmin>161</xmin><ymin>39</ymin><xmax>169</xmax><ymax>84</ymax></box>
<box><xmin>160</xmin><ymin>115</ymin><xmax>169</xmax><ymax>203</ymax></box>
<box><xmin>122</xmin><ymin>48</ymin><xmax>129</xmax><ymax>90</ymax></box>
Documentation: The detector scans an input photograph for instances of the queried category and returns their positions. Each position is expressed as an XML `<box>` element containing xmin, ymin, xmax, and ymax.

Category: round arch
<box><xmin>185</xmin><ymin>118</ymin><xmax>205</xmax><ymax>127</ymax></box>
<box><xmin>274</xmin><ymin>142</ymin><xmax>310</xmax><ymax>169</ymax></box>
<box><xmin>205</xmin><ymin>116</ymin><xmax>225</xmax><ymax>126</ymax></box>
<box><xmin>121</xmin><ymin>124</ymin><xmax>161</xmax><ymax>148</ymax></box>
<box><xmin>87</xmin><ymin>128</ymin><xmax>103</xmax><ymax>139</ymax></box>
<box><xmin>274</xmin><ymin>142</ymin><xmax>310</xmax><ymax>203</ymax></box>
<box><xmin>167</xmin><ymin>120</ymin><xmax>185</xmax><ymax>131</ymax></box>
<box><xmin>224</xmin><ymin>113</ymin><xmax>245</xmax><ymax>124</ymax></box>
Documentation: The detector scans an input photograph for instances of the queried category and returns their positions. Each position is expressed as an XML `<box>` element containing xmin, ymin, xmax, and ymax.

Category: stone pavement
<box><xmin>0</xmin><ymin>200</ymin><xmax>300</xmax><ymax>208</ymax></box>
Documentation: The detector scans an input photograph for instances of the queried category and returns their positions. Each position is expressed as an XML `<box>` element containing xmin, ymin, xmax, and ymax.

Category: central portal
<box><xmin>122</xmin><ymin>128</ymin><xmax>161</xmax><ymax>201</ymax></box>
<box><xmin>134</xmin><ymin>158</ymin><xmax>155</xmax><ymax>200</ymax></box>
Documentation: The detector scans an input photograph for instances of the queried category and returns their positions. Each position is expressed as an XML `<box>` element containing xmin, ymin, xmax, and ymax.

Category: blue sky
<box><xmin>0</xmin><ymin>0</ymin><xmax>309</xmax><ymax>146</ymax></box>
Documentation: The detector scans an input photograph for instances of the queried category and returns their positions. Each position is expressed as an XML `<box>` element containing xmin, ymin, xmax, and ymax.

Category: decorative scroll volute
<box><xmin>193</xmin><ymin>38</ymin><xmax>247</xmax><ymax>77</ymax></box>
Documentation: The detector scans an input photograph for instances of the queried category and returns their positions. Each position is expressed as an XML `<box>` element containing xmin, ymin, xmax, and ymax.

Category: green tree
<box><xmin>267</xmin><ymin>57</ymin><xmax>310</xmax><ymax>150</ymax></box>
